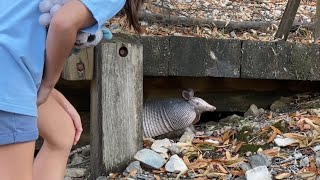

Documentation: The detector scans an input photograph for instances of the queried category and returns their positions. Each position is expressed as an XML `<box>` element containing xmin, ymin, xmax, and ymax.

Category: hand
<box><xmin>37</xmin><ymin>82</ymin><xmax>54</xmax><ymax>106</ymax></box>
<box><xmin>52</xmin><ymin>89</ymin><xmax>83</xmax><ymax>145</ymax></box>
<box><xmin>65</xmin><ymin>106</ymin><xmax>83</xmax><ymax>145</ymax></box>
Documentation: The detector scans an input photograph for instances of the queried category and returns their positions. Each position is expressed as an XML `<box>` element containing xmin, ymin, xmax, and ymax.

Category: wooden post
<box><xmin>274</xmin><ymin>0</ymin><xmax>301</xmax><ymax>41</ymax></box>
<box><xmin>314</xmin><ymin>0</ymin><xmax>320</xmax><ymax>42</ymax></box>
<box><xmin>61</xmin><ymin>48</ymin><xmax>94</xmax><ymax>80</ymax></box>
<box><xmin>90</xmin><ymin>39</ymin><xmax>143</xmax><ymax>178</ymax></box>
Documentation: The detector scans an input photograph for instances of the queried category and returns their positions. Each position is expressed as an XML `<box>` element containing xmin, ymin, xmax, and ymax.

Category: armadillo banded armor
<box><xmin>143</xmin><ymin>98</ymin><xmax>196</xmax><ymax>138</ymax></box>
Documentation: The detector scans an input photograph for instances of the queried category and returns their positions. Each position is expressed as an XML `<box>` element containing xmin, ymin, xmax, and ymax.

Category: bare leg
<box><xmin>33</xmin><ymin>94</ymin><xmax>76</xmax><ymax>180</ymax></box>
<box><xmin>0</xmin><ymin>142</ymin><xmax>35</xmax><ymax>180</ymax></box>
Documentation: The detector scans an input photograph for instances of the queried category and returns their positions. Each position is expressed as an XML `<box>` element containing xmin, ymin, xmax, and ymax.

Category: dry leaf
<box><xmin>230</xmin><ymin>170</ymin><xmax>245</xmax><ymax>176</ymax></box>
<box><xmin>267</xmin><ymin>130</ymin><xmax>278</xmax><ymax>143</ymax></box>
<box><xmin>223</xmin><ymin>131</ymin><xmax>230</xmax><ymax>142</ymax></box>
<box><xmin>275</xmin><ymin>172</ymin><xmax>291</xmax><ymax>179</ymax></box>
<box><xmin>271</xmin><ymin>125</ymin><xmax>282</xmax><ymax>133</ymax></box>
<box><xmin>206</xmin><ymin>172</ymin><xmax>227</xmax><ymax>178</ymax></box>
<box><xmin>260</xmin><ymin>148</ymin><xmax>280</xmax><ymax>156</ymax></box>
<box><xmin>297</xmin><ymin>171</ymin><xmax>316</xmax><ymax>179</ymax></box>
<box><xmin>110</xmin><ymin>173</ymin><xmax>120</xmax><ymax>179</ymax></box>
<box><xmin>154</xmin><ymin>174</ymin><xmax>161</xmax><ymax>180</ymax></box>
<box><xmin>234</xmin><ymin>142</ymin><xmax>244</xmax><ymax>153</ymax></box>
<box><xmin>129</xmin><ymin>169</ymin><xmax>138</xmax><ymax>177</ymax></box>
<box><xmin>225</xmin><ymin>150</ymin><xmax>232</xmax><ymax>160</ymax></box>
<box><xmin>183</xmin><ymin>156</ymin><xmax>191</xmax><ymax>167</ymax></box>
<box><xmin>283</xmin><ymin>133</ymin><xmax>308</xmax><ymax>140</ymax></box>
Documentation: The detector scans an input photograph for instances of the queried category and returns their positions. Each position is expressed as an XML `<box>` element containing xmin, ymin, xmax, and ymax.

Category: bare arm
<box><xmin>37</xmin><ymin>0</ymin><xmax>96</xmax><ymax>105</ymax></box>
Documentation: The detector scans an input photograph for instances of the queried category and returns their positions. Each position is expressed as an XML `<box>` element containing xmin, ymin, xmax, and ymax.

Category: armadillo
<box><xmin>143</xmin><ymin>89</ymin><xmax>216</xmax><ymax>138</ymax></box>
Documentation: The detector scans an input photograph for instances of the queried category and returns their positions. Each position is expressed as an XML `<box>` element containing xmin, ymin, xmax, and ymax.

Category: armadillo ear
<box><xmin>182</xmin><ymin>88</ymin><xmax>194</xmax><ymax>100</ymax></box>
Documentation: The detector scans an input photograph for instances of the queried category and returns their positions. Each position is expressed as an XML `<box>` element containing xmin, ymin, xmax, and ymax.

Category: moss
<box><xmin>238</xmin><ymin>144</ymin><xmax>271</xmax><ymax>155</ymax></box>
<box><xmin>272</xmin><ymin>120</ymin><xmax>288</xmax><ymax>133</ymax></box>
<box><xmin>197</xmin><ymin>143</ymin><xmax>215</xmax><ymax>151</ymax></box>
<box><xmin>236</xmin><ymin>126</ymin><xmax>253</xmax><ymax>142</ymax></box>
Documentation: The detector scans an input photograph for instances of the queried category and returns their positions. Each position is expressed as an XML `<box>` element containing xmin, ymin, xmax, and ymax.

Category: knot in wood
<box><xmin>77</xmin><ymin>61</ymin><xmax>85</xmax><ymax>72</ymax></box>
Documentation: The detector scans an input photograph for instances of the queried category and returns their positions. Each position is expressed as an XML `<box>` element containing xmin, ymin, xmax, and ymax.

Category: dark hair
<box><xmin>123</xmin><ymin>0</ymin><xmax>145</xmax><ymax>33</ymax></box>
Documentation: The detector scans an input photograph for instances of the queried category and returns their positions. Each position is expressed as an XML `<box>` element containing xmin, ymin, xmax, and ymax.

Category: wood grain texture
<box><xmin>62</xmin><ymin>48</ymin><xmax>94</xmax><ymax>80</ymax></box>
<box><xmin>90</xmin><ymin>41</ymin><xmax>143</xmax><ymax>178</ymax></box>
<box><xmin>275</xmin><ymin>0</ymin><xmax>301</xmax><ymax>41</ymax></box>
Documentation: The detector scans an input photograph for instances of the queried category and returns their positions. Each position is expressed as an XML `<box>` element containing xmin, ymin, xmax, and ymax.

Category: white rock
<box><xmin>65</xmin><ymin>168</ymin><xmax>86</xmax><ymax>178</ymax></box>
<box><xmin>134</xmin><ymin>149</ymin><xmax>166</xmax><ymax>169</ymax></box>
<box><xmin>245</xmin><ymin>166</ymin><xmax>272</xmax><ymax>180</ymax></box>
<box><xmin>179</xmin><ymin>131</ymin><xmax>195</xmax><ymax>143</ymax></box>
<box><xmin>274</xmin><ymin>136</ymin><xmax>298</xmax><ymax>147</ymax></box>
<box><xmin>151</xmin><ymin>138</ymin><xmax>172</xmax><ymax>154</ymax></box>
<box><xmin>165</xmin><ymin>154</ymin><xmax>188</xmax><ymax>173</ymax></box>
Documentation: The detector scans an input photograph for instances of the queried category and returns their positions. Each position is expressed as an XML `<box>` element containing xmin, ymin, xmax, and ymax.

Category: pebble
<box><xmin>245</xmin><ymin>166</ymin><xmax>272</xmax><ymax>180</ymax></box>
<box><xmin>96</xmin><ymin>176</ymin><xmax>107</xmax><ymax>180</ymax></box>
<box><xmin>151</xmin><ymin>138</ymin><xmax>172</xmax><ymax>154</ymax></box>
<box><xmin>165</xmin><ymin>154</ymin><xmax>188</xmax><ymax>173</ymax></box>
<box><xmin>316</xmin><ymin>157</ymin><xmax>320</xmax><ymax>168</ymax></box>
<box><xmin>244</xmin><ymin>104</ymin><xmax>261</xmax><ymax>118</ymax></box>
<box><xmin>299</xmin><ymin>157</ymin><xmax>309</xmax><ymax>167</ymax></box>
<box><xmin>274</xmin><ymin>136</ymin><xmax>298</xmax><ymax>147</ymax></box>
<box><xmin>239</xmin><ymin>162</ymin><xmax>252</xmax><ymax>172</ymax></box>
<box><xmin>134</xmin><ymin>149</ymin><xmax>166</xmax><ymax>169</ymax></box>
<box><xmin>123</xmin><ymin>161</ymin><xmax>143</xmax><ymax>176</ymax></box>
<box><xmin>65</xmin><ymin>168</ymin><xmax>86</xmax><ymax>178</ymax></box>
<box><xmin>248</xmin><ymin>154</ymin><xmax>272</xmax><ymax>168</ymax></box>
<box><xmin>168</xmin><ymin>143</ymin><xmax>182</xmax><ymax>155</ymax></box>
<box><xmin>179</xmin><ymin>131</ymin><xmax>195</xmax><ymax>143</ymax></box>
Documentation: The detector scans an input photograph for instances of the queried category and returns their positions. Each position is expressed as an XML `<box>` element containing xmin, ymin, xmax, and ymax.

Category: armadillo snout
<box><xmin>190</xmin><ymin>97</ymin><xmax>216</xmax><ymax>112</ymax></box>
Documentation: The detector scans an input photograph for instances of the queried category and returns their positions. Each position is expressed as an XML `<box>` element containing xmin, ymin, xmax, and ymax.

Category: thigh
<box><xmin>0</xmin><ymin>141</ymin><xmax>35</xmax><ymax>180</ymax></box>
<box><xmin>38</xmin><ymin>94</ymin><xmax>75</xmax><ymax>149</ymax></box>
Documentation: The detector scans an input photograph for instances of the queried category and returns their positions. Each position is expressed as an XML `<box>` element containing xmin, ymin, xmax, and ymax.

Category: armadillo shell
<box><xmin>143</xmin><ymin>98</ymin><xmax>196</xmax><ymax>138</ymax></box>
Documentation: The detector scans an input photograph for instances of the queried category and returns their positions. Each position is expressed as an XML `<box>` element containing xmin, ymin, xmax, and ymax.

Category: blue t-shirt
<box><xmin>0</xmin><ymin>0</ymin><xmax>125</xmax><ymax>116</ymax></box>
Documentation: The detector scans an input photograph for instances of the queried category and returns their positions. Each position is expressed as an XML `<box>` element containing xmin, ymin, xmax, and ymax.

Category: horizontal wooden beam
<box><xmin>61</xmin><ymin>34</ymin><xmax>320</xmax><ymax>81</ymax></box>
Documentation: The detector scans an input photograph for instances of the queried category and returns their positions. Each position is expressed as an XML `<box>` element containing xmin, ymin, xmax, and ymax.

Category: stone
<box><xmin>96</xmin><ymin>176</ymin><xmax>107</xmax><ymax>180</ymax></box>
<box><xmin>134</xmin><ymin>149</ymin><xmax>166</xmax><ymax>169</ymax></box>
<box><xmin>316</xmin><ymin>157</ymin><xmax>320</xmax><ymax>168</ymax></box>
<box><xmin>239</xmin><ymin>162</ymin><xmax>252</xmax><ymax>172</ymax></box>
<box><xmin>244</xmin><ymin>104</ymin><xmax>261</xmax><ymax>118</ymax></box>
<box><xmin>248</xmin><ymin>154</ymin><xmax>272</xmax><ymax>168</ymax></box>
<box><xmin>168</xmin><ymin>143</ymin><xmax>182</xmax><ymax>155</ymax></box>
<box><xmin>179</xmin><ymin>131</ymin><xmax>195</xmax><ymax>143</ymax></box>
<box><xmin>64</xmin><ymin>177</ymin><xmax>73</xmax><ymax>180</ymax></box>
<box><xmin>300</xmin><ymin>157</ymin><xmax>310</xmax><ymax>167</ymax></box>
<box><xmin>65</xmin><ymin>168</ymin><xmax>86</xmax><ymax>178</ymax></box>
<box><xmin>270</xmin><ymin>97</ymin><xmax>292</xmax><ymax>112</ymax></box>
<box><xmin>274</xmin><ymin>136</ymin><xmax>298</xmax><ymax>147</ymax></box>
<box><xmin>70</xmin><ymin>153</ymin><xmax>84</xmax><ymax>165</ymax></box>
<box><xmin>245</xmin><ymin>166</ymin><xmax>272</xmax><ymax>180</ymax></box>
<box><xmin>151</xmin><ymin>138</ymin><xmax>172</xmax><ymax>154</ymax></box>
<box><xmin>219</xmin><ymin>114</ymin><xmax>241</xmax><ymax>123</ymax></box>
<box><xmin>123</xmin><ymin>161</ymin><xmax>143</xmax><ymax>176</ymax></box>
<box><xmin>165</xmin><ymin>154</ymin><xmax>188</xmax><ymax>173</ymax></box>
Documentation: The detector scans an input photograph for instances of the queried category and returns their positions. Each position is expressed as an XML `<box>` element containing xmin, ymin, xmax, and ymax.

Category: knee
<box><xmin>44</xmin><ymin>117</ymin><xmax>75</xmax><ymax>153</ymax></box>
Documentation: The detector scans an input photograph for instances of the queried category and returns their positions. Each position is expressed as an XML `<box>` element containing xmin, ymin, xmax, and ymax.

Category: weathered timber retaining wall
<box><xmin>111</xmin><ymin>34</ymin><xmax>320</xmax><ymax>80</ymax></box>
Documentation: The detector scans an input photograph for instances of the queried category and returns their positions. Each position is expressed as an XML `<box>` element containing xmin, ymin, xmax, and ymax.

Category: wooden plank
<box><xmin>168</xmin><ymin>36</ymin><xmax>240</xmax><ymax>77</ymax></box>
<box><xmin>140</xmin><ymin>36</ymin><xmax>170</xmax><ymax>76</ymax></box>
<box><xmin>241</xmin><ymin>41</ymin><xmax>277</xmax><ymax>79</ymax></box>
<box><xmin>275</xmin><ymin>0</ymin><xmax>301</xmax><ymax>41</ymax></box>
<box><xmin>204</xmin><ymin>39</ymin><xmax>241</xmax><ymax>77</ymax></box>
<box><xmin>90</xmin><ymin>40</ymin><xmax>143</xmax><ymax>178</ymax></box>
<box><xmin>61</xmin><ymin>48</ymin><xmax>94</xmax><ymax>80</ymax></box>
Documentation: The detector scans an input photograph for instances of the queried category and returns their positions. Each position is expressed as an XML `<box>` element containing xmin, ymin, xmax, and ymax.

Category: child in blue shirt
<box><xmin>0</xmin><ymin>0</ymin><xmax>144</xmax><ymax>179</ymax></box>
